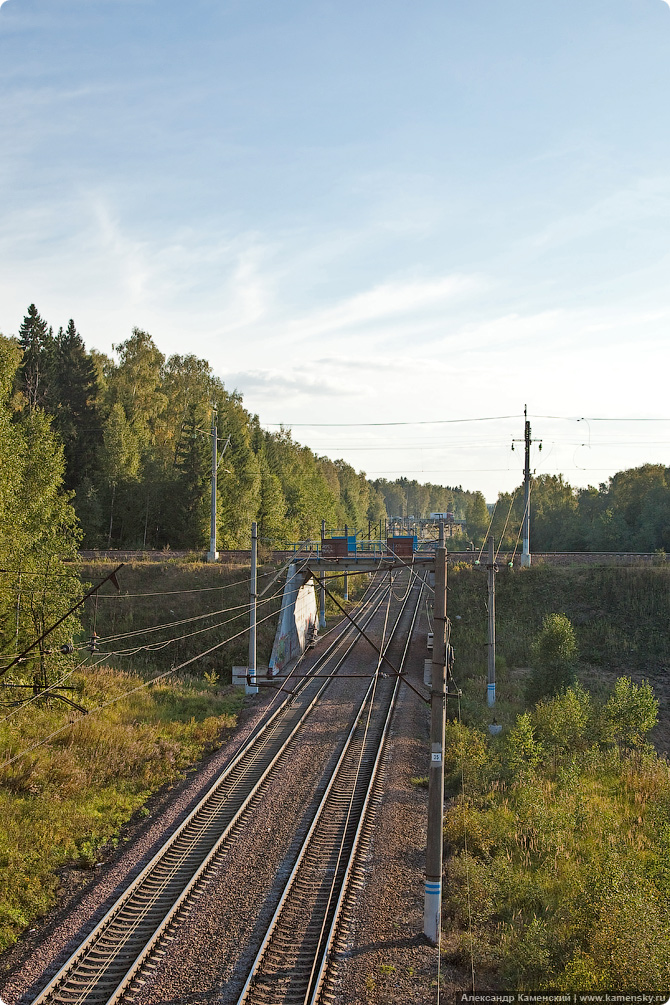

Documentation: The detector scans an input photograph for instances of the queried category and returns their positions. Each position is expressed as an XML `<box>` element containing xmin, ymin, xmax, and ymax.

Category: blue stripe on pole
<box><xmin>425</xmin><ymin>881</ymin><xmax>441</xmax><ymax>894</ymax></box>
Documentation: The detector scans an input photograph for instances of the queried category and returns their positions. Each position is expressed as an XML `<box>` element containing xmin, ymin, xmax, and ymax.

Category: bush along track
<box><xmin>443</xmin><ymin>564</ymin><xmax>670</xmax><ymax>995</ymax></box>
<box><xmin>441</xmin><ymin>679</ymin><xmax>670</xmax><ymax>994</ymax></box>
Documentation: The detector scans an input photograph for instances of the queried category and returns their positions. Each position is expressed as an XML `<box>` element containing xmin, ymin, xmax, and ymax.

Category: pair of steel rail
<box><xmin>29</xmin><ymin>569</ymin><xmax>423</xmax><ymax>1005</ymax></box>
<box><xmin>237</xmin><ymin>572</ymin><xmax>424</xmax><ymax>1005</ymax></box>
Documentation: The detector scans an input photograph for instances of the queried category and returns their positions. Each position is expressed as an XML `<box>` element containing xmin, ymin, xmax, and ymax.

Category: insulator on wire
<box><xmin>60</xmin><ymin>643</ymin><xmax>75</xmax><ymax>655</ymax></box>
<box><xmin>88</xmin><ymin>633</ymin><xmax>99</xmax><ymax>653</ymax></box>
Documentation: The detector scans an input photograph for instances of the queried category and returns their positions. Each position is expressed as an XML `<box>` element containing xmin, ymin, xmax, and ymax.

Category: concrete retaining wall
<box><xmin>268</xmin><ymin>564</ymin><xmax>318</xmax><ymax>674</ymax></box>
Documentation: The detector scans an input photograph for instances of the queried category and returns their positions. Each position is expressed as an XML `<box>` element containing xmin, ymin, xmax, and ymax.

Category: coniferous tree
<box><xmin>168</xmin><ymin>403</ymin><xmax>210</xmax><ymax>548</ymax></box>
<box><xmin>51</xmin><ymin>320</ymin><xmax>101</xmax><ymax>491</ymax></box>
<box><xmin>17</xmin><ymin>304</ymin><xmax>54</xmax><ymax>411</ymax></box>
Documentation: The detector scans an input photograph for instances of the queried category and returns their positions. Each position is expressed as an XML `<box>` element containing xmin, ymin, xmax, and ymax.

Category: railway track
<box><xmin>29</xmin><ymin>569</ymin><xmax>413</xmax><ymax>1005</ymax></box>
<box><xmin>236</xmin><ymin>571</ymin><xmax>425</xmax><ymax>1005</ymax></box>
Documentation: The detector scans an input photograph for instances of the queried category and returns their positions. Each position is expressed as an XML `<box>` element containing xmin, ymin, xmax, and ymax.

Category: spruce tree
<box><xmin>169</xmin><ymin>403</ymin><xmax>210</xmax><ymax>548</ymax></box>
<box><xmin>17</xmin><ymin>304</ymin><xmax>54</xmax><ymax>411</ymax></box>
<box><xmin>52</xmin><ymin>319</ymin><xmax>101</xmax><ymax>491</ymax></box>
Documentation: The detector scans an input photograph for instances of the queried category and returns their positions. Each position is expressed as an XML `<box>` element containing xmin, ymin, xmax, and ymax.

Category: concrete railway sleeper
<box><xmin>29</xmin><ymin>570</ymin><xmax>400</xmax><ymax>1005</ymax></box>
<box><xmin>236</xmin><ymin>571</ymin><xmax>425</xmax><ymax>1005</ymax></box>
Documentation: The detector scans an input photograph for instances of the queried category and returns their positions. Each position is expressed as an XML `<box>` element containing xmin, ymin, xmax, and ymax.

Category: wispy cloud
<box><xmin>224</xmin><ymin>368</ymin><xmax>358</xmax><ymax>400</ymax></box>
<box><xmin>530</xmin><ymin>176</ymin><xmax>670</xmax><ymax>253</ymax></box>
<box><xmin>280</xmin><ymin>274</ymin><xmax>483</xmax><ymax>344</ymax></box>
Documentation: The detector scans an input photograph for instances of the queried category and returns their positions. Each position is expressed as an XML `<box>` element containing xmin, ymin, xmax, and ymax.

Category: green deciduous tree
<box><xmin>525</xmin><ymin>613</ymin><xmax>578</xmax><ymax>705</ymax></box>
<box><xmin>465</xmin><ymin>491</ymin><xmax>489</xmax><ymax>545</ymax></box>
<box><xmin>100</xmin><ymin>402</ymin><xmax>140</xmax><ymax>547</ymax></box>
<box><xmin>599</xmin><ymin>676</ymin><xmax>658</xmax><ymax>749</ymax></box>
<box><xmin>0</xmin><ymin>334</ymin><xmax>82</xmax><ymax>690</ymax></box>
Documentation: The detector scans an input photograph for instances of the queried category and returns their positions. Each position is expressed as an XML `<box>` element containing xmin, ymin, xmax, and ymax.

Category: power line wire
<box><xmin>90</xmin><ymin>583</ymin><xmax>286</xmax><ymax>647</ymax></box>
<box><xmin>1</xmin><ymin>569</ymin><xmax>391</xmax><ymax>767</ymax></box>
<box><xmin>264</xmin><ymin>414</ymin><xmax>519</xmax><ymax>428</ymax></box>
<box><xmin>1</xmin><ymin>604</ymin><xmax>284</xmax><ymax>769</ymax></box>
<box><xmin>97</xmin><ymin>601</ymin><xmax>284</xmax><ymax>659</ymax></box>
<box><xmin>89</xmin><ymin>567</ymin><xmax>282</xmax><ymax>599</ymax></box>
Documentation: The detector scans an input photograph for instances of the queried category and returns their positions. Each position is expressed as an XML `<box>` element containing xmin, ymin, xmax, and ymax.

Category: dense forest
<box><xmin>2</xmin><ymin>305</ymin><xmax>487</xmax><ymax>551</ymax></box>
<box><xmin>487</xmin><ymin>468</ymin><xmax>670</xmax><ymax>555</ymax></box>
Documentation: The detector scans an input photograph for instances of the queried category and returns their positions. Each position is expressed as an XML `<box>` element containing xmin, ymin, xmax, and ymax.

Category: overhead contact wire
<box><xmin>1</xmin><ymin>604</ymin><xmax>285</xmax><ymax>770</ymax></box>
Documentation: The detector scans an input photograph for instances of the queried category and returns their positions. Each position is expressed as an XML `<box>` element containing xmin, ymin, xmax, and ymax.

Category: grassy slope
<box><xmin>76</xmin><ymin>557</ymin><xmax>281</xmax><ymax>682</ymax></box>
<box><xmin>441</xmin><ymin>563</ymin><xmax>670</xmax><ymax>993</ymax></box>
<box><xmin>448</xmin><ymin>563</ymin><xmax>670</xmax><ymax>744</ymax></box>
<box><xmin>0</xmin><ymin>669</ymin><xmax>243</xmax><ymax>953</ymax></box>
<box><xmin>0</xmin><ymin>557</ymin><xmax>279</xmax><ymax>954</ymax></box>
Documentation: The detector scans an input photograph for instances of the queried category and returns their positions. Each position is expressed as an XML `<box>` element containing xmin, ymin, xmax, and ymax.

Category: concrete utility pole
<box><xmin>487</xmin><ymin>535</ymin><xmax>497</xmax><ymax>707</ymax></box>
<box><xmin>319</xmin><ymin>519</ymin><xmax>326</xmax><ymax>629</ymax></box>
<box><xmin>207</xmin><ymin>410</ymin><xmax>219</xmax><ymax>563</ymax></box>
<box><xmin>424</xmin><ymin>524</ymin><xmax>447</xmax><ymax>944</ymax></box>
<box><xmin>344</xmin><ymin>523</ymin><xmax>349</xmax><ymax>601</ymax></box>
<box><xmin>247</xmin><ymin>521</ymin><xmax>258</xmax><ymax>694</ymax></box>
<box><xmin>522</xmin><ymin>405</ymin><xmax>531</xmax><ymax>568</ymax></box>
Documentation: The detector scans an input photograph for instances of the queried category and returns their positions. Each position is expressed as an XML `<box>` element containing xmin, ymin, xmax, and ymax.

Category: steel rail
<box><xmin>236</xmin><ymin>571</ymin><xmax>425</xmax><ymax>1005</ymax></box>
<box><xmin>29</xmin><ymin>573</ymin><xmax>395</xmax><ymax>1005</ymax></box>
<box><xmin>308</xmin><ymin>571</ymin><xmax>424</xmax><ymax>1005</ymax></box>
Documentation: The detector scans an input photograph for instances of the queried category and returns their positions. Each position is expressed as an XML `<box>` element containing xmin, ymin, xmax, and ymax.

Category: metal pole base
<box><xmin>423</xmin><ymin>880</ymin><xmax>441</xmax><ymax>944</ymax></box>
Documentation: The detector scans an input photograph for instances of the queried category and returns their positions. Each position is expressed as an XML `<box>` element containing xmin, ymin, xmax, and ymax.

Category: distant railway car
<box><xmin>429</xmin><ymin>512</ymin><xmax>454</xmax><ymax>522</ymax></box>
<box><xmin>387</xmin><ymin>536</ymin><xmax>417</xmax><ymax>557</ymax></box>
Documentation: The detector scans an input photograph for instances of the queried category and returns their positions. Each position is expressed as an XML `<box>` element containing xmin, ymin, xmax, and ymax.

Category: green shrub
<box><xmin>598</xmin><ymin>676</ymin><xmax>658</xmax><ymax>749</ymax></box>
<box><xmin>525</xmin><ymin>614</ymin><xmax>578</xmax><ymax>704</ymax></box>
<box><xmin>533</xmin><ymin>683</ymin><xmax>592</xmax><ymax>757</ymax></box>
<box><xmin>504</xmin><ymin>712</ymin><xmax>541</xmax><ymax>777</ymax></box>
<box><xmin>442</xmin><ymin>678</ymin><xmax>670</xmax><ymax>994</ymax></box>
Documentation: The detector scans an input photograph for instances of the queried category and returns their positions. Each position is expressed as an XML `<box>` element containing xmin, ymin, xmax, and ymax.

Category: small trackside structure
<box><xmin>268</xmin><ymin>563</ymin><xmax>318</xmax><ymax>675</ymax></box>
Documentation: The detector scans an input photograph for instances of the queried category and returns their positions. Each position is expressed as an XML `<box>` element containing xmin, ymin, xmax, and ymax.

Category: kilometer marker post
<box><xmin>424</xmin><ymin>529</ymin><xmax>447</xmax><ymax>943</ymax></box>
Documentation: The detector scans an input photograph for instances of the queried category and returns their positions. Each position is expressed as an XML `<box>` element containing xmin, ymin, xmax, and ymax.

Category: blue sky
<box><xmin>1</xmin><ymin>0</ymin><xmax>669</xmax><ymax>499</ymax></box>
